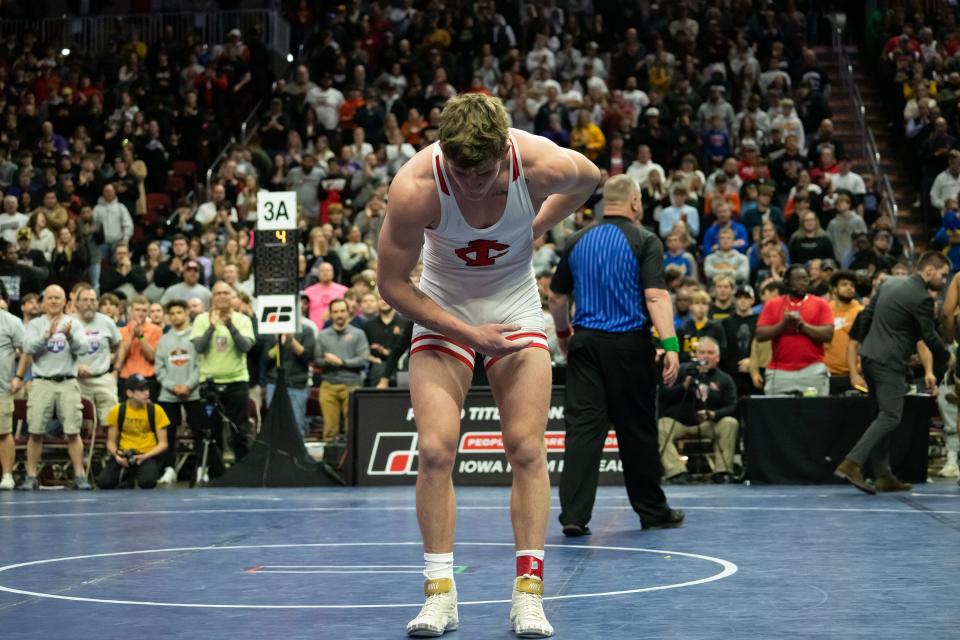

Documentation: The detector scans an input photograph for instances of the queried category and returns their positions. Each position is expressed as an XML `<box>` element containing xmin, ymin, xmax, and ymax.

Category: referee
<box><xmin>549</xmin><ymin>174</ymin><xmax>683</xmax><ymax>536</ymax></box>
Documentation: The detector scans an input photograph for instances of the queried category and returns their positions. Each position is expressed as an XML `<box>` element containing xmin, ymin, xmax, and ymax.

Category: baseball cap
<box><xmin>126</xmin><ymin>373</ymin><xmax>151</xmax><ymax>391</ymax></box>
<box><xmin>184</xmin><ymin>259</ymin><xmax>200</xmax><ymax>270</ymax></box>
<box><xmin>735</xmin><ymin>284</ymin><xmax>755</xmax><ymax>298</ymax></box>
<box><xmin>645</xmin><ymin>107</ymin><xmax>660</xmax><ymax>117</ymax></box>
<box><xmin>16</xmin><ymin>227</ymin><xmax>31</xmax><ymax>240</ymax></box>
<box><xmin>821</xmin><ymin>258</ymin><xmax>838</xmax><ymax>271</ymax></box>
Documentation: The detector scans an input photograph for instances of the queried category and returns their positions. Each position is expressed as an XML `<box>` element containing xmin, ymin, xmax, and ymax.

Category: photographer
<box><xmin>96</xmin><ymin>373</ymin><xmax>169</xmax><ymax>489</ymax></box>
<box><xmin>191</xmin><ymin>281</ymin><xmax>255</xmax><ymax>462</ymax></box>
<box><xmin>657</xmin><ymin>338</ymin><xmax>740</xmax><ymax>483</ymax></box>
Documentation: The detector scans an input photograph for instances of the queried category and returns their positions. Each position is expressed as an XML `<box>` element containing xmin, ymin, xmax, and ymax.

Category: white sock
<box><xmin>424</xmin><ymin>552</ymin><xmax>454</xmax><ymax>580</ymax></box>
<box><xmin>948</xmin><ymin>451</ymin><xmax>958</xmax><ymax>465</ymax></box>
<box><xmin>1</xmin><ymin>473</ymin><xmax>11</xmax><ymax>480</ymax></box>
<box><xmin>516</xmin><ymin>549</ymin><xmax>545</xmax><ymax>561</ymax></box>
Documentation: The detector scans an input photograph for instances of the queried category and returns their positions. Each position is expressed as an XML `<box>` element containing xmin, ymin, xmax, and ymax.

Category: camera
<box><xmin>200</xmin><ymin>380</ymin><xmax>226</xmax><ymax>409</ymax></box>
<box><xmin>121</xmin><ymin>449</ymin><xmax>139</xmax><ymax>466</ymax></box>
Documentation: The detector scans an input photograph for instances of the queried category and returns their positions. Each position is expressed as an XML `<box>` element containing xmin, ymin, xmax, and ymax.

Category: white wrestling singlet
<box><xmin>412</xmin><ymin>133</ymin><xmax>548</xmax><ymax>371</ymax></box>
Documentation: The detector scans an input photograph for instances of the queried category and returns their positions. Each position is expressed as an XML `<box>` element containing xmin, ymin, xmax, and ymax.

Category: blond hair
<box><xmin>438</xmin><ymin>94</ymin><xmax>510</xmax><ymax>167</ymax></box>
<box><xmin>602</xmin><ymin>174</ymin><xmax>640</xmax><ymax>205</ymax></box>
<box><xmin>691</xmin><ymin>290</ymin><xmax>711</xmax><ymax>305</ymax></box>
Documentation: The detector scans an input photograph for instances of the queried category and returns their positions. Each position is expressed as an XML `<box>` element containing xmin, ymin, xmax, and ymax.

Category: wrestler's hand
<box><xmin>471</xmin><ymin>324</ymin><xmax>531</xmax><ymax>358</ymax></box>
<box><xmin>661</xmin><ymin>351</ymin><xmax>680</xmax><ymax>386</ymax></box>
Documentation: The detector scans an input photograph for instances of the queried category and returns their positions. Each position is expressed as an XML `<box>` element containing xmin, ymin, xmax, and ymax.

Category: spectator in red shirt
<box><xmin>755</xmin><ymin>264</ymin><xmax>834</xmax><ymax>396</ymax></box>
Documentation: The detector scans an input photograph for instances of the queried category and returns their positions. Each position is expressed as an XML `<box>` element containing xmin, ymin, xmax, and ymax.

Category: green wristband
<box><xmin>661</xmin><ymin>336</ymin><xmax>680</xmax><ymax>352</ymax></box>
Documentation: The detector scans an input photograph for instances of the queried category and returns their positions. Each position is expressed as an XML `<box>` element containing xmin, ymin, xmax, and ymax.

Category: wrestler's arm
<box><xmin>527</xmin><ymin>138</ymin><xmax>602</xmax><ymax>240</ymax></box>
<box><xmin>377</xmin><ymin>168</ymin><xmax>530</xmax><ymax>357</ymax></box>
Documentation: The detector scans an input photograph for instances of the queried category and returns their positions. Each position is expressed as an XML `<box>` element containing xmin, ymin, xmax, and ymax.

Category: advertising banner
<box><xmin>351</xmin><ymin>388</ymin><xmax>625</xmax><ymax>486</ymax></box>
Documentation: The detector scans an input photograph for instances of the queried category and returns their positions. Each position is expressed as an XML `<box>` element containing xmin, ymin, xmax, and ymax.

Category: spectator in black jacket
<box><xmin>0</xmin><ymin>240</ymin><xmax>42</xmax><ymax>317</ymax></box>
<box><xmin>261</xmin><ymin>325</ymin><xmax>316</xmax><ymax>438</ymax></box>
<box><xmin>100</xmin><ymin>243</ymin><xmax>147</xmax><ymax>300</ymax></box>
<box><xmin>720</xmin><ymin>285</ymin><xmax>759</xmax><ymax>397</ymax></box>
<box><xmin>152</xmin><ymin>234</ymin><xmax>190</xmax><ymax>289</ymax></box>
<box><xmin>788</xmin><ymin>210</ymin><xmax>835</xmax><ymax>264</ymax></box>
<box><xmin>363</xmin><ymin>294</ymin><xmax>411</xmax><ymax>387</ymax></box>
<box><xmin>657</xmin><ymin>337</ymin><xmax>740</xmax><ymax>483</ymax></box>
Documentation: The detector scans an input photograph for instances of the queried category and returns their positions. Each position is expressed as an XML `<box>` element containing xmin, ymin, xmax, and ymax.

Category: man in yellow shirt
<box><xmin>95</xmin><ymin>374</ymin><xmax>169</xmax><ymax>489</ymax></box>
<box><xmin>824</xmin><ymin>270</ymin><xmax>863</xmax><ymax>395</ymax></box>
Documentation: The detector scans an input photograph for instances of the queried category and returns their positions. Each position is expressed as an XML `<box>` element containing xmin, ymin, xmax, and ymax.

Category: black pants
<box><xmin>96</xmin><ymin>457</ymin><xmax>159</xmax><ymax>489</ymax></box>
<box><xmin>205</xmin><ymin>381</ymin><xmax>251</xmax><ymax>462</ymax></box>
<box><xmin>829</xmin><ymin>375</ymin><xmax>853</xmax><ymax>396</ymax></box>
<box><xmin>159</xmin><ymin>400</ymin><xmax>225</xmax><ymax>477</ymax></box>
<box><xmin>846</xmin><ymin>357</ymin><xmax>907</xmax><ymax>478</ymax></box>
<box><xmin>559</xmin><ymin>329</ymin><xmax>670</xmax><ymax>527</ymax></box>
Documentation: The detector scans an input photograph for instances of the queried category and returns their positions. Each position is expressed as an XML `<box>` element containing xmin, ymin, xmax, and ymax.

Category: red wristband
<box><xmin>556</xmin><ymin>326</ymin><xmax>573</xmax><ymax>339</ymax></box>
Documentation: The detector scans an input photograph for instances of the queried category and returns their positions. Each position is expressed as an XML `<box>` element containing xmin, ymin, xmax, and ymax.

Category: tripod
<box><xmin>196</xmin><ymin>389</ymin><xmax>243</xmax><ymax>487</ymax></box>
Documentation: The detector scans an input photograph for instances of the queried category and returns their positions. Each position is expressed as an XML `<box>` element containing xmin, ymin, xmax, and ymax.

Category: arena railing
<box><xmin>1</xmin><ymin>9</ymin><xmax>290</xmax><ymax>75</ymax></box>
<box><xmin>830</xmin><ymin>17</ymin><xmax>913</xmax><ymax>261</ymax></box>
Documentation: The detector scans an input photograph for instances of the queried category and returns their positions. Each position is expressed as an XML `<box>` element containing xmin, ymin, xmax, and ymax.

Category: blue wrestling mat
<box><xmin>1</xmin><ymin>483</ymin><xmax>958</xmax><ymax>639</ymax></box>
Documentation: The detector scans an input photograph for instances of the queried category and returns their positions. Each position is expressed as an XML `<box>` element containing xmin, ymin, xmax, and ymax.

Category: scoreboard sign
<box><xmin>255</xmin><ymin>191</ymin><xmax>298</xmax><ymax>335</ymax></box>
<box><xmin>256</xmin><ymin>191</ymin><xmax>296</xmax><ymax>230</ymax></box>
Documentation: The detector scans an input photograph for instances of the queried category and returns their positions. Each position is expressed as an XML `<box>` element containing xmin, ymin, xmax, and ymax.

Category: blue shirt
<box><xmin>659</xmin><ymin>204</ymin><xmax>700</xmax><ymax>238</ymax></box>
<box><xmin>550</xmin><ymin>217</ymin><xmax>667</xmax><ymax>333</ymax></box>
<box><xmin>703</xmin><ymin>221</ymin><xmax>748</xmax><ymax>255</ymax></box>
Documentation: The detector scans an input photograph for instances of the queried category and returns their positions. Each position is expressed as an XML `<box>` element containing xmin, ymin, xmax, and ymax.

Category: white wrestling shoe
<box><xmin>406</xmin><ymin>577</ymin><xmax>458</xmax><ymax>637</ymax></box>
<box><xmin>939</xmin><ymin>461</ymin><xmax>960</xmax><ymax>478</ymax></box>
<box><xmin>157</xmin><ymin>467</ymin><xmax>177</xmax><ymax>485</ymax></box>
<box><xmin>510</xmin><ymin>576</ymin><xmax>554</xmax><ymax>638</ymax></box>
<box><xmin>0</xmin><ymin>474</ymin><xmax>14</xmax><ymax>490</ymax></box>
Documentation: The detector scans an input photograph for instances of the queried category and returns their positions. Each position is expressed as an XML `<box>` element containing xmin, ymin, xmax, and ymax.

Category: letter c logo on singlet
<box><xmin>454</xmin><ymin>239</ymin><xmax>510</xmax><ymax>267</ymax></box>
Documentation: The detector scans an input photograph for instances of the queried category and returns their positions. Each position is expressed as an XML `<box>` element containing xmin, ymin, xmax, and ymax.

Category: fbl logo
<box><xmin>261</xmin><ymin>306</ymin><xmax>294</xmax><ymax>324</ymax></box>
<box><xmin>367</xmin><ymin>432</ymin><xmax>419</xmax><ymax>475</ymax></box>
<box><xmin>454</xmin><ymin>239</ymin><xmax>510</xmax><ymax>267</ymax></box>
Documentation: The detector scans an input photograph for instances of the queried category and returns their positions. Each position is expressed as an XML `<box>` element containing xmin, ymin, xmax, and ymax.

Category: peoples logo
<box><xmin>367</xmin><ymin>432</ymin><xmax>419</xmax><ymax>475</ymax></box>
<box><xmin>454</xmin><ymin>239</ymin><xmax>510</xmax><ymax>267</ymax></box>
<box><xmin>261</xmin><ymin>306</ymin><xmax>294</xmax><ymax>324</ymax></box>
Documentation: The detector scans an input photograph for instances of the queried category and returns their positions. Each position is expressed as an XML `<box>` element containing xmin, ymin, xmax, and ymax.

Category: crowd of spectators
<box><xmin>871</xmin><ymin>6</ymin><xmax>960</xmax><ymax>268</ymax></box>
<box><xmin>0</xmin><ymin>1</ymin><xmax>950</xmax><ymax>488</ymax></box>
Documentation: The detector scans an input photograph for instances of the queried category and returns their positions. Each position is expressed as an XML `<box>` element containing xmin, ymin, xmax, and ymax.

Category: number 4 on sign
<box><xmin>275</xmin><ymin>230</ymin><xmax>287</xmax><ymax>244</ymax></box>
<box><xmin>257</xmin><ymin>192</ymin><xmax>296</xmax><ymax>231</ymax></box>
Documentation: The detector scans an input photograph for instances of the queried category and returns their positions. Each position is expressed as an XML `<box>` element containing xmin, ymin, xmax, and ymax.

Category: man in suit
<box><xmin>835</xmin><ymin>251</ymin><xmax>951</xmax><ymax>493</ymax></box>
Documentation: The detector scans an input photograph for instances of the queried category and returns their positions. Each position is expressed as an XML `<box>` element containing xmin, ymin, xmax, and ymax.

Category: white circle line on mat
<box><xmin>0</xmin><ymin>542</ymin><xmax>737</xmax><ymax>609</ymax></box>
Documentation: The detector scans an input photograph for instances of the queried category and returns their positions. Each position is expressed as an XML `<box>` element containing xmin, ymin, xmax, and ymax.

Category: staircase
<box><xmin>812</xmin><ymin>45</ymin><xmax>925</xmax><ymax>251</ymax></box>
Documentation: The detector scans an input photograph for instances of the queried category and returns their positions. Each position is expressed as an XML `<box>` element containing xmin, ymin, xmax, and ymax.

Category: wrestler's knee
<box><xmin>503</xmin><ymin>431</ymin><xmax>546</xmax><ymax>470</ymax></box>
<box><xmin>417</xmin><ymin>436</ymin><xmax>457</xmax><ymax>477</ymax></box>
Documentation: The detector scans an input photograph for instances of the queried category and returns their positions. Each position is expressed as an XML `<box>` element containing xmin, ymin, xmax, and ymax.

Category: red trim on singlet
<box><xmin>435</xmin><ymin>155</ymin><xmax>450</xmax><ymax>195</ymax></box>
<box><xmin>510</xmin><ymin>143</ymin><xmax>519</xmax><ymax>181</ymax></box>
<box><xmin>484</xmin><ymin>343</ymin><xmax>550</xmax><ymax>370</ymax></box>
<box><xmin>410</xmin><ymin>344</ymin><xmax>475</xmax><ymax>370</ymax></box>
<box><xmin>411</xmin><ymin>333</ymin><xmax>475</xmax><ymax>354</ymax></box>
<box><xmin>505</xmin><ymin>332</ymin><xmax>548</xmax><ymax>342</ymax></box>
